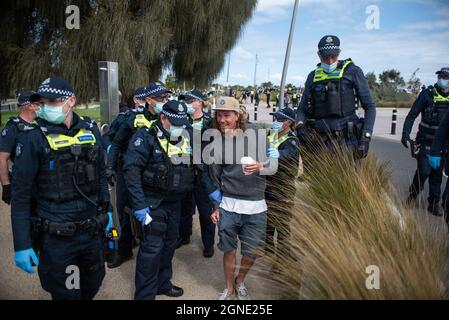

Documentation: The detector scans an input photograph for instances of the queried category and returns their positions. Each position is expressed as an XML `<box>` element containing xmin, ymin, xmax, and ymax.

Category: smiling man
<box><xmin>206</xmin><ymin>96</ymin><xmax>277</xmax><ymax>300</ymax></box>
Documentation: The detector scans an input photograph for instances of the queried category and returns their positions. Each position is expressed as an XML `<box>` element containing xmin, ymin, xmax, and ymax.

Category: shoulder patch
<box><xmin>134</xmin><ymin>137</ymin><xmax>143</xmax><ymax>147</ymax></box>
<box><xmin>1</xmin><ymin>128</ymin><xmax>7</xmax><ymax>136</ymax></box>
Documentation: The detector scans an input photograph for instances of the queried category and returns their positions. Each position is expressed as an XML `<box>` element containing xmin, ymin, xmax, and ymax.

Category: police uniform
<box><xmin>177</xmin><ymin>90</ymin><xmax>215</xmax><ymax>256</ymax></box>
<box><xmin>0</xmin><ymin>91</ymin><xmax>38</xmax><ymax>204</ymax></box>
<box><xmin>265</xmin><ymin>108</ymin><xmax>300</xmax><ymax>256</ymax></box>
<box><xmin>107</xmin><ymin>84</ymin><xmax>170</xmax><ymax>265</ymax></box>
<box><xmin>11</xmin><ymin>77</ymin><xmax>109</xmax><ymax>300</ymax></box>
<box><xmin>296</xmin><ymin>35</ymin><xmax>376</xmax><ymax>159</ymax></box>
<box><xmin>429</xmin><ymin>103</ymin><xmax>449</xmax><ymax>224</ymax></box>
<box><xmin>404</xmin><ymin>71</ymin><xmax>449</xmax><ymax>214</ymax></box>
<box><xmin>123</xmin><ymin>100</ymin><xmax>218</xmax><ymax>300</ymax></box>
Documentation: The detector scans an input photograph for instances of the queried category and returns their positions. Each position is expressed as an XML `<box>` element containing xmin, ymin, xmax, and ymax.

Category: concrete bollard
<box><xmin>391</xmin><ymin>108</ymin><xmax>397</xmax><ymax>135</ymax></box>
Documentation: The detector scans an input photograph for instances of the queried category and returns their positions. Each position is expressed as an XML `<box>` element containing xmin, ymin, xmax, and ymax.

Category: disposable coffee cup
<box><xmin>241</xmin><ymin>156</ymin><xmax>255</xmax><ymax>175</ymax></box>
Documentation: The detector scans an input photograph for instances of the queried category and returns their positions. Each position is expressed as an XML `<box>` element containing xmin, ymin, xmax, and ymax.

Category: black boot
<box><xmin>107</xmin><ymin>251</ymin><xmax>133</xmax><ymax>269</ymax></box>
<box><xmin>428</xmin><ymin>199</ymin><xmax>442</xmax><ymax>216</ymax></box>
<box><xmin>175</xmin><ymin>236</ymin><xmax>190</xmax><ymax>249</ymax></box>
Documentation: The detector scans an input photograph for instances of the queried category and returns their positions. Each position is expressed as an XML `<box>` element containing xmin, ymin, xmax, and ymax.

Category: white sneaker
<box><xmin>218</xmin><ymin>288</ymin><xmax>233</xmax><ymax>300</ymax></box>
<box><xmin>234</xmin><ymin>281</ymin><xmax>251</xmax><ymax>300</ymax></box>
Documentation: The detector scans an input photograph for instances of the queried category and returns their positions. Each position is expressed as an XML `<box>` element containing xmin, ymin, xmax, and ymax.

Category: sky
<box><xmin>214</xmin><ymin>0</ymin><xmax>449</xmax><ymax>87</ymax></box>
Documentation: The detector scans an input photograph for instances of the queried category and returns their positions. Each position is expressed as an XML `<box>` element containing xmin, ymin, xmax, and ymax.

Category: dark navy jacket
<box><xmin>123</xmin><ymin>121</ymin><xmax>216</xmax><ymax>211</ymax></box>
<box><xmin>10</xmin><ymin>113</ymin><xmax>108</xmax><ymax>251</ymax></box>
<box><xmin>108</xmin><ymin>109</ymin><xmax>157</xmax><ymax>169</ymax></box>
<box><xmin>296</xmin><ymin>61</ymin><xmax>376</xmax><ymax>134</ymax></box>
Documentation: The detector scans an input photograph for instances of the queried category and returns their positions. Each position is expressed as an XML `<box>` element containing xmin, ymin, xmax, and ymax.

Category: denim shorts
<box><xmin>217</xmin><ymin>208</ymin><xmax>267</xmax><ymax>259</ymax></box>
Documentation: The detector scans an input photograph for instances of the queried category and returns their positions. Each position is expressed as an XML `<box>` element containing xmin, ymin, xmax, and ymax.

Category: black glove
<box><xmin>357</xmin><ymin>137</ymin><xmax>370</xmax><ymax>159</ymax></box>
<box><xmin>105</xmin><ymin>167</ymin><xmax>116</xmax><ymax>186</ymax></box>
<box><xmin>401</xmin><ymin>134</ymin><xmax>410</xmax><ymax>149</ymax></box>
<box><xmin>2</xmin><ymin>184</ymin><xmax>11</xmax><ymax>205</ymax></box>
<box><xmin>296</xmin><ymin>124</ymin><xmax>312</xmax><ymax>144</ymax></box>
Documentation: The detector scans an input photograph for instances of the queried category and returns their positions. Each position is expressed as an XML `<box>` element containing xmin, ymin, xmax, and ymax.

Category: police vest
<box><xmin>419</xmin><ymin>86</ymin><xmax>449</xmax><ymax>135</ymax></box>
<box><xmin>191</xmin><ymin>114</ymin><xmax>211</xmax><ymax>131</ymax></box>
<box><xmin>134</xmin><ymin>114</ymin><xmax>155</xmax><ymax>129</ymax></box>
<box><xmin>268</xmin><ymin>133</ymin><xmax>296</xmax><ymax>150</ymax></box>
<box><xmin>9</xmin><ymin>117</ymin><xmax>38</xmax><ymax>131</ymax></box>
<box><xmin>141</xmin><ymin>128</ymin><xmax>194</xmax><ymax>195</ymax></box>
<box><xmin>36</xmin><ymin>118</ymin><xmax>99</xmax><ymax>203</ymax></box>
<box><xmin>310</xmin><ymin>59</ymin><xmax>356</xmax><ymax>119</ymax></box>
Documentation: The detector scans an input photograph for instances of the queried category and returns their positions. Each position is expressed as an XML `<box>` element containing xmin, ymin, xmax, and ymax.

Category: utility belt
<box><xmin>31</xmin><ymin>213</ymin><xmax>109</xmax><ymax>237</ymax></box>
<box><xmin>318</xmin><ymin>120</ymin><xmax>363</xmax><ymax>142</ymax></box>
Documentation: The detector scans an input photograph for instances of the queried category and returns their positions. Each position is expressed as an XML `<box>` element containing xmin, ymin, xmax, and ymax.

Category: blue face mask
<box><xmin>36</xmin><ymin>101</ymin><xmax>70</xmax><ymax>124</ymax></box>
<box><xmin>154</xmin><ymin>103</ymin><xmax>164</xmax><ymax>114</ymax></box>
<box><xmin>169</xmin><ymin>125</ymin><xmax>184</xmax><ymax>137</ymax></box>
<box><xmin>437</xmin><ymin>79</ymin><xmax>449</xmax><ymax>89</ymax></box>
<box><xmin>186</xmin><ymin>104</ymin><xmax>195</xmax><ymax>115</ymax></box>
<box><xmin>271</xmin><ymin>121</ymin><xmax>284</xmax><ymax>131</ymax></box>
<box><xmin>321</xmin><ymin>61</ymin><xmax>338</xmax><ymax>73</ymax></box>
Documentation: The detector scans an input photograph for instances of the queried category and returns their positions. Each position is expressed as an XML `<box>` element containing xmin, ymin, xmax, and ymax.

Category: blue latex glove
<box><xmin>14</xmin><ymin>248</ymin><xmax>39</xmax><ymax>274</ymax></box>
<box><xmin>105</xmin><ymin>211</ymin><xmax>113</xmax><ymax>237</ymax></box>
<box><xmin>427</xmin><ymin>155</ymin><xmax>441</xmax><ymax>170</ymax></box>
<box><xmin>134</xmin><ymin>207</ymin><xmax>150</xmax><ymax>226</ymax></box>
<box><xmin>267</xmin><ymin>147</ymin><xmax>280</xmax><ymax>159</ymax></box>
<box><xmin>106</xmin><ymin>145</ymin><xmax>111</xmax><ymax>155</ymax></box>
<box><xmin>209</xmin><ymin>189</ymin><xmax>222</xmax><ymax>203</ymax></box>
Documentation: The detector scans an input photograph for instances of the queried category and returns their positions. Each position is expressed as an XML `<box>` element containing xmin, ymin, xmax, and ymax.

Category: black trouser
<box><xmin>134</xmin><ymin>200</ymin><xmax>181</xmax><ymax>300</ymax></box>
<box><xmin>408</xmin><ymin>152</ymin><xmax>443</xmax><ymax>209</ymax></box>
<box><xmin>441</xmin><ymin>182</ymin><xmax>449</xmax><ymax>225</ymax></box>
<box><xmin>179</xmin><ymin>182</ymin><xmax>215</xmax><ymax>250</ymax></box>
<box><xmin>38</xmin><ymin>228</ymin><xmax>105</xmax><ymax>300</ymax></box>
<box><xmin>265</xmin><ymin>200</ymin><xmax>293</xmax><ymax>260</ymax></box>
<box><xmin>116</xmin><ymin>164</ymin><xmax>133</xmax><ymax>257</ymax></box>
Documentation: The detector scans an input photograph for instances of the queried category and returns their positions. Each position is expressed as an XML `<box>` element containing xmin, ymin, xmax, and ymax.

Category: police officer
<box><xmin>177</xmin><ymin>90</ymin><xmax>215</xmax><ymax>257</ymax></box>
<box><xmin>102</xmin><ymin>87</ymin><xmax>147</xmax><ymax>152</ymax></box>
<box><xmin>402</xmin><ymin>68</ymin><xmax>449</xmax><ymax>216</ymax></box>
<box><xmin>296</xmin><ymin>35</ymin><xmax>376</xmax><ymax>160</ymax></box>
<box><xmin>292</xmin><ymin>91</ymin><xmax>299</xmax><ymax>109</ymax></box>
<box><xmin>265</xmin><ymin>107</ymin><xmax>300</xmax><ymax>258</ymax></box>
<box><xmin>106</xmin><ymin>82</ymin><xmax>171</xmax><ymax>268</ymax></box>
<box><xmin>0</xmin><ymin>91</ymin><xmax>40</xmax><ymax>205</ymax></box>
<box><xmin>11</xmin><ymin>77</ymin><xmax>111</xmax><ymax>300</ymax></box>
<box><xmin>123</xmin><ymin>100</ymin><xmax>221</xmax><ymax>300</ymax></box>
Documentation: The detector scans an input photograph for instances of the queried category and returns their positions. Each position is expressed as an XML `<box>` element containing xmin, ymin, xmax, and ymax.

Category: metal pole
<box><xmin>98</xmin><ymin>61</ymin><xmax>119</xmax><ymax>126</ymax></box>
<box><xmin>279</xmin><ymin>0</ymin><xmax>299</xmax><ymax>110</ymax></box>
<box><xmin>391</xmin><ymin>108</ymin><xmax>397</xmax><ymax>135</ymax></box>
<box><xmin>226</xmin><ymin>52</ymin><xmax>231</xmax><ymax>85</ymax></box>
<box><xmin>254</xmin><ymin>54</ymin><xmax>258</xmax><ymax>93</ymax></box>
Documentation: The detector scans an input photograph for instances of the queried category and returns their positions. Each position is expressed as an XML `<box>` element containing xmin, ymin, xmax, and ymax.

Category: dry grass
<box><xmin>257</xmin><ymin>139</ymin><xmax>449</xmax><ymax>299</ymax></box>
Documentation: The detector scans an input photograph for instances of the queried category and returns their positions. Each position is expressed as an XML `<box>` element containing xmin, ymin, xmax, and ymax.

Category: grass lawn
<box><xmin>0</xmin><ymin>107</ymin><xmax>101</xmax><ymax>128</ymax></box>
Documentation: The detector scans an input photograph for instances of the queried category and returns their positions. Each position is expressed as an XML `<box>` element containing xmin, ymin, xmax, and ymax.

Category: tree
<box><xmin>379</xmin><ymin>69</ymin><xmax>405</xmax><ymax>91</ymax></box>
<box><xmin>261</xmin><ymin>81</ymin><xmax>273</xmax><ymax>88</ymax></box>
<box><xmin>0</xmin><ymin>0</ymin><xmax>257</xmax><ymax>101</ymax></box>
<box><xmin>365</xmin><ymin>72</ymin><xmax>377</xmax><ymax>91</ymax></box>
<box><xmin>407</xmin><ymin>68</ymin><xmax>422</xmax><ymax>95</ymax></box>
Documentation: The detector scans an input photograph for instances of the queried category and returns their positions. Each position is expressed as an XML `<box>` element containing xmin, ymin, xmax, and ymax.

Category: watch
<box><xmin>363</xmin><ymin>132</ymin><xmax>372</xmax><ymax>140</ymax></box>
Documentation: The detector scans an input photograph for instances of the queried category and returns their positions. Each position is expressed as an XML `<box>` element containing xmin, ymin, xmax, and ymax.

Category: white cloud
<box><xmin>232</xmin><ymin>47</ymin><xmax>255</xmax><ymax>61</ymax></box>
<box><xmin>401</xmin><ymin>20</ymin><xmax>449</xmax><ymax>30</ymax></box>
<box><xmin>232</xmin><ymin>73</ymin><xmax>250</xmax><ymax>81</ymax></box>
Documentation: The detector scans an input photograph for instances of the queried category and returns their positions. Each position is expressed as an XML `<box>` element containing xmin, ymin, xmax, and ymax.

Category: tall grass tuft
<box><xmin>259</xmin><ymin>139</ymin><xmax>449</xmax><ymax>299</ymax></box>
